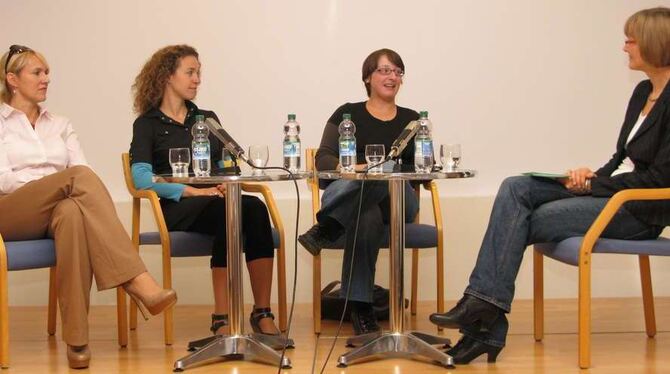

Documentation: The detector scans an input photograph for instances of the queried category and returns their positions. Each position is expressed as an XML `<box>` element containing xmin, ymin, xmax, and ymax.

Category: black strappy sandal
<box><xmin>187</xmin><ymin>314</ymin><xmax>228</xmax><ymax>351</ymax></box>
<box><xmin>249</xmin><ymin>306</ymin><xmax>280</xmax><ymax>335</ymax></box>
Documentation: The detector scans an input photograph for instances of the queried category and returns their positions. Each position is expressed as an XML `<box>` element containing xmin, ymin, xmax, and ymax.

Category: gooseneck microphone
<box><xmin>204</xmin><ymin>117</ymin><xmax>250</xmax><ymax>164</ymax></box>
<box><xmin>386</xmin><ymin>120</ymin><xmax>419</xmax><ymax>160</ymax></box>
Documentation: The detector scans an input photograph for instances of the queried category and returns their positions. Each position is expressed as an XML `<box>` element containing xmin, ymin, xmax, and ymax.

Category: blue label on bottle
<box><xmin>421</xmin><ymin>141</ymin><xmax>433</xmax><ymax>156</ymax></box>
<box><xmin>283</xmin><ymin>141</ymin><xmax>301</xmax><ymax>157</ymax></box>
<box><xmin>339</xmin><ymin>140</ymin><xmax>356</xmax><ymax>157</ymax></box>
<box><xmin>193</xmin><ymin>143</ymin><xmax>210</xmax><ymax>159</ymax></box>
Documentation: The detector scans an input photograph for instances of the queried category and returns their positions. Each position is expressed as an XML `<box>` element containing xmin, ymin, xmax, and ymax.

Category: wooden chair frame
<box><xmin>0</xmin><ymin>235</ymin><xmax>128</xmax><ymax>368</ymax></box>
<box><xmin>305</xmin><ymin>148</ymin><xmax>444</xmax><ymax>334</ymax></box>
<box><xmin>533</xmin><ymin>187</ymin><xmax>670</xmax><ymax>368</ymax></box>
<box><xmin>121</xmin><ymin>153</ymin><xmax>287</xmax><ymax>345</ymax></box>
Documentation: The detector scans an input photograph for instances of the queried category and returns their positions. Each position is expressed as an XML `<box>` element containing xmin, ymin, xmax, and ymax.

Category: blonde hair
<box><xmin>0</xmin><ymin>48</ymin><xmax>49</xmax><ymax>104</ymax></box>
<box><xmin>625</xmin><ymin>7</ymin><xmax>670</xmax><ymax>67</ymax></box>
<box><xmin>132</xmin><ymin>44</ymin><xmax>199</xmax><ymax>115</ymax></box>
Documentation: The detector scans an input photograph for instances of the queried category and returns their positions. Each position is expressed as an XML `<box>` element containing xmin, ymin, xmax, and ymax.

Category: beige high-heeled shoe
<box><xmin>123</xmin><ymin>284</ymin><xmax>177</xmax><ymax>320</ymax></box>
<box><xmin>67</xmin><ymin>344</ymin><xmax>90</xmax><ymax>369</ymax></box>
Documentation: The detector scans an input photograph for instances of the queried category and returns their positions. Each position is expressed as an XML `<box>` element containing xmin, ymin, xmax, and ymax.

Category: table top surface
<box><xmin>159</xmin><ymin>170</ymin><xmax>311</xmax><ymax>183</ymax></box>
<box><xmin>316</xmin><ymin>168</ymin><xmax>476</xmax><ymax>180</ymax></box>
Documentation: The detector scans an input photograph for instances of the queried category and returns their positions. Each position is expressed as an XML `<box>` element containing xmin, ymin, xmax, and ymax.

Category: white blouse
<box><xmin>611</xmin><ymin>114</ymin><xmax>646</xmax><ymax>177</ymax></box>
<box><xmin>0</xmin><ymin>103</ymin><xmax>87</xmax><ymax>194</ymax></box>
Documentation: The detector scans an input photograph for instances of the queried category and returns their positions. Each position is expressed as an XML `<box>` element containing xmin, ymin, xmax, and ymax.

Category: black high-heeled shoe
<box><xmin>449</xmin><ymin>337</ymin><xmax>502</xmax><ymax>364</ymax></box>
<box><xmin>187</xmin><ymin>314</ymin><xmax>228</xmax><ymax>351</ymax></box>
<box><xmin>249</xmin><ymin>306</ymin><xmax>280</xmax><ymax>335</ymax></box>
<box><xmin>429</xmin><ymin>295</ymin><xmax>501</xmax><ymax>330</ymax></box>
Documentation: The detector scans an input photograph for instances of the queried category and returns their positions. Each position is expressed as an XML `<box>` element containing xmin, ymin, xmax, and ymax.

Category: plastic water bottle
<box><xmin>414</xmin><ymin>111</ymin><xmax>434</xmax><ymax>173</ymax></box>
<box><xmin>338</xmin><ymin>113</ymin><xmax>356</xmax><ymax>173</ymax></box>
<box><xmin>283</xmin><ymin>113</ymin><xmax>301</xmax><ymax>172</ymax></box>
<box><xmin>191</xmin><ymin>114</ymin><xmax>211</xmax><ymax>177</ymax></box>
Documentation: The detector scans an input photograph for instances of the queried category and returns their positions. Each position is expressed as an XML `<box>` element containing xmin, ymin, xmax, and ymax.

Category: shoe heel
<box><xmin>487</xmin><ymin>346</ymin><xmax>502</xmax><ymax>363</ymax></box>
<box><xmin>128</xmin><ymin>293</ymin><xmax>149</xmax><ymax>321</ymax></box>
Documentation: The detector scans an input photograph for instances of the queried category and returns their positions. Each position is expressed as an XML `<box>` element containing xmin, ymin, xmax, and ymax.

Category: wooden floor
<box><xmin>3</xmin><ymin>298</ymin><xmax>670</xmax><ymax>373</ymax></box>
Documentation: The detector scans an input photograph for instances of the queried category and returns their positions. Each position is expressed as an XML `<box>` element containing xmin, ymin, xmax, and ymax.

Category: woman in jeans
<box><xmin>430</xmin><ymin>7</ymin><xmax>670</xmax><ymax>364</ymax></box>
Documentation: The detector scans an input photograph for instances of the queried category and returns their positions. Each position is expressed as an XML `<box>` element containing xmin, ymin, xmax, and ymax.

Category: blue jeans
<box><xmin>318</xmin><ymin>179</ymin><xmax>419</xmax><ymax>303</ymax></box>
<box><xmin>462</xmin><ymin>176</ymin><xmax>662</xmax><ymax>347</ymax></box>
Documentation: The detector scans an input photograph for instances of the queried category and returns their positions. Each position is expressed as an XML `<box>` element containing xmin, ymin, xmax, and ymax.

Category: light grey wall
<box><xmin>4</xmin><ymin>0</ymin><xmax>670</xmax><ymax>305</ymax></box>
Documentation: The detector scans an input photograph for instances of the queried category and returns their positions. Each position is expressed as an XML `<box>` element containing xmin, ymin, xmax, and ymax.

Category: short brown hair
<box><xmin>0</xmin><ymin>47</ymin><xmax>49</xmax><ymax>104</ymax></box>
<box><xmin>132</xmin><ymin>45</ymin><xmax>199</xmax><ymax>114</ymax></box>
<box><xmin>361</xmin><ymin>48</ymin><xmax>405</xmax><ymax>97</ymax></box>
<box><xmin>625</xmin><ymin>7</ymin><xmax>670</xmax><ymax>67</ymax></box>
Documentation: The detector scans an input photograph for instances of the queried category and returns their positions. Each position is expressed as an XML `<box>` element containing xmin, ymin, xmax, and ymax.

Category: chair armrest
<box><xmin>0</xmin><ymin>233</ymin><xmax>7</xmax><ymax>274</ymax></box>
<box><xmin>579</xmin><ymin>188</ymin><xmax>670</xmax><ymax>264</ymax></box>
<box><xmin>241</xmin><ymin>183</ymin><xmax>285</xmax><ymax>241</ymax></box>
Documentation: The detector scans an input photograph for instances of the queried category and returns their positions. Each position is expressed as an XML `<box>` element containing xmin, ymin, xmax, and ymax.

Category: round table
<box><xmin>316</xmin><ymin>168</ymin><xmax>476</xmax><ymax>368</ymax></box>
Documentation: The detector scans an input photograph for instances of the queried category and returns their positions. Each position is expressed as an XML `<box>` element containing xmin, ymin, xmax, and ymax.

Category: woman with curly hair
<box><xmin>129</xmin><ymin>45</ymin><xmax>280</xmax><ymax>337</ymax></box>
<box><xmin>0</xmin><ymin>45</ymin><xmax>176</xmax><ymax>369</ymax></box>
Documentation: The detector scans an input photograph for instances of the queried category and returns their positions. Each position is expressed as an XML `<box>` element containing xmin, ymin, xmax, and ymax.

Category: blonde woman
<box><xmin>0</xmin><ymin>45</ymin><xmax>176</xmax><ymax>369</ymax></box>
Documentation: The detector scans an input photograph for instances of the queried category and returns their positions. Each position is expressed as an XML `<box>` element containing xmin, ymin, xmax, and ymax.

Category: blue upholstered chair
<box><xmin>121</xmin><ymin>153</ymin><xmax>288</xmax><ymax>345</ymax></box>
<box><xmin>305</xmin><ymin>148</ymin><xmax>445</xmax><ymax>334</ymax></box>
<box><xmin>0</xmin><ymin>235</ymin><xmax>128</xmax><ymax>368</ymax></box>
<box><xmin>533</xmin><ymin>187</ymin><xmax>670</xmax><ymax>368</ymax></box>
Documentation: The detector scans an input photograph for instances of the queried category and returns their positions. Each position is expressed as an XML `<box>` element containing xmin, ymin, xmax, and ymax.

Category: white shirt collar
<box><xmin>0</xmin><ymin>102</ymin><xmax>51</xmax><ymax>120</ymax></box>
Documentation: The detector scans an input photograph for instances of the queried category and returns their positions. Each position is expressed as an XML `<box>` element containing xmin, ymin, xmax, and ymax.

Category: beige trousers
<box><xmin>0</xmin><ymin>166</ymin><xmax>146</xmax><ymax>345</ymax></box>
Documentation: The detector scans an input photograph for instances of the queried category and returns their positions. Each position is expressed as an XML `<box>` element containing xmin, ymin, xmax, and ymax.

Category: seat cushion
<box><xmin>140</xmin><ymin>228</ymin><xmax>281</xmax><ymax>257</ymax></box>
<box><xmin>535</xmin><ymin>236</ymin><xmax>670</xmax><ymax>266</ymax></box>
<box><xmin>4</xmin><ymin>239</ymin><xmax>56</xmax><ymax>271</ymax></box>
<box><xmin>324</xmin><ymin>223</ymin><xmax>438</xmax><ymax>250</ymax></box>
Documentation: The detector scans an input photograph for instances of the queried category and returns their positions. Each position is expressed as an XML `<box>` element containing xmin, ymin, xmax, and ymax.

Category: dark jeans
<box><xmin>317</xmin><ymin>179</ymin><xmax>419</xmax><ymax>303</ymax></box>
<box><xmin>461</xmin><ymin>176</ymin><xmax>662</xmax><ymax>347</ymax></box>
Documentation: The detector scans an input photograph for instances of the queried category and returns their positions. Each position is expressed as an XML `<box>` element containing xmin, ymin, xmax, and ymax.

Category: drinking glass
<box><xmin>248</xmin><ymin>145</ymin><xmax>269</xmax><ymax>175</ymax></box>
<box><xmin>169</xmin><ymin>148</ymin><xmax>190</xmax><ymax>177</ymax></box>
<box><xmin>441</xmin><ymin>143</ymin><xmax>461</xmax><ymax>171</ymax></box>
<box><xmin>365</xmin><ymin>144</ymin><xmax>385</xmax><ymax>174</ymax></box>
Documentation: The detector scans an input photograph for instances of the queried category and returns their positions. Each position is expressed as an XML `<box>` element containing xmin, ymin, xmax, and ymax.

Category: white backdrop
<box><xmin>3</xmin><ymin>0</ymin><xmax>666</xmax><ymax>199</ymax></box>
<box><xmin>4</xmin><ymin>0</ymin><xmax>670</xmax><ymax>306</ymax></box>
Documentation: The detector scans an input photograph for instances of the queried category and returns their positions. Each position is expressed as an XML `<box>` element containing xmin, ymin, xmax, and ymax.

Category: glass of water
<box><xmin>441</xmin><ymin>143</ymin><xmax>461</xmax><ymax>171</ymax></box>
<box><xmin>248</xmin><ymin>145</ymin><xmax>269</xmax><ymax>175</ymax></box>
<box><xmin>169</xmin><ymin>148</ymin><xmax>190</xmax><ymax>177</ymax></box>
<box><xmin>365</xmin><ymin>144</ymin><xmax>385</xmax><ymax>174</ymax></box>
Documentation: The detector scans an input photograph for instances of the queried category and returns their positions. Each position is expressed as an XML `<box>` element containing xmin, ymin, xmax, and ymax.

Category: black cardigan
<box><xmin>592</xmin><ymin>79</ymin><xmax>670</xmax><ymax>227</ymax></box>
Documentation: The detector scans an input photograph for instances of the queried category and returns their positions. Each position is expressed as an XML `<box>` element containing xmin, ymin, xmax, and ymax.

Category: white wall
<box><xmin>4</xmin><ymin>0</ymin><xmax>670</xmax><ymax>305</ymax></box>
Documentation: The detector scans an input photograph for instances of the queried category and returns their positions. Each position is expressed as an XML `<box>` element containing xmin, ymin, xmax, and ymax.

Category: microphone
<box><xmin>204</xmin><ymin>117</ymin><xmax>250</xmax><ymax>164</ymax></box>
<box><xmin>386</xmin><ymin>120</ymin><xmax>419</xmax><ymax>160</ymax></box>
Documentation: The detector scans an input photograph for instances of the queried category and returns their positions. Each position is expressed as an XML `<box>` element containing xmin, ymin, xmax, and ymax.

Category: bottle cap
<box><xmin>420</xmin><ymin>111</ymin><xmax>428</xmax><ymax>118</ymax></box>
<box><xmin>343</xmin><ymin>113</ymin><xmax>351</xmax><ymax>120</ymax></box>
<box><xmin>288</xmin><ymin>114</ymin><xmax>296</xmax><ymax>120</ymax></box>
<box><xmin>195</xmin><ymin>114</ymin><xmax>205</xmax><ymax>122</ymax></box>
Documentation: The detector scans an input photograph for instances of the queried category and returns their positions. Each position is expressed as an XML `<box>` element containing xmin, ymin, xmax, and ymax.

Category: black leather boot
<box><xmin>449</xmin><ymin>337</ymin><xmax>502</xmax><ymax>364</ymax></box>
<box><xmin>429</xmin><ymin>295</ymin><xmax>501</xmax><ymax>329</ymax></box>
<box><xmin>350</xmin><ymin>302</ymin><xmax>381</xmax><ymax>335</ymax></box>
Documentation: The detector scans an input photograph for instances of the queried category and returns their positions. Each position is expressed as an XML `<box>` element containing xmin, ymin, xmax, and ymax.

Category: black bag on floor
<box><xmin>320</xmin><ymin>280</ymin><xmax>407</xmax><ymax>321</ymax></box>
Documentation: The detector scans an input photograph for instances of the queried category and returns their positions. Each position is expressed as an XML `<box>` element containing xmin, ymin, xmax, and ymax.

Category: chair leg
<box><xmin>533</xmin><ymin>249</ymin><xmax>544</xmax><ymax>342</ymax></box>
<box><xmin>47</xmin><ymin>267</ymin><xmax>57</xmax><ymax>336</ymax></box>
<box><xmin>313</xmin><ymin>254</ymin><xmax>322</xmax><ymax>334</ymax></box>
<box><xmin>638</xmin><ymin>255</ymin><xmax>656</xmax><ymax>338</ymax></box>
<box><xmin>117</xmin><ymin>288</ymin><xmax>128</xmax><ymax>347</ymax></box>
<box><xmin>578</xmin><ymin>254</ymin><xmax>592</xmax><ymax>369</ymax></box>
<box><xmin>276</xmin><ymin>244</ymin><xmax>288</xmax><ymax>332</ymax></box>
<box><xmin>0</xmin><ymin>255</ymin><xmax>9</xmax><ymax>368</ymax></box>
<box><xmin>410</xmin><ymin>249</ymin><xmax>419</xmax><ymax>316</ymax></box>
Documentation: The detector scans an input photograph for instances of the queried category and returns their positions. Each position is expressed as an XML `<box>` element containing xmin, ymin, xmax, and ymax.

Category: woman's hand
<box><xmin>182</xmin><ymin>186</ymin><xmax>224</xmax><ymax>198</ymax></box>
<box><xmin>562</xmin><ymin>167</ymin><xmax>595</xmax><ymax>194</ymax></box>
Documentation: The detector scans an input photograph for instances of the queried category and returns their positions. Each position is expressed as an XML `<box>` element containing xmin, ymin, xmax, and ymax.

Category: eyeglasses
<box><xmin>375</xmin><ymin>66</ymin><xmax>404</xmax><ymax>77</ymax></box>
<box><xmin>4</xmin><ymin>45</ymin><xmax>32</xmax><ymax>74</ymax></box>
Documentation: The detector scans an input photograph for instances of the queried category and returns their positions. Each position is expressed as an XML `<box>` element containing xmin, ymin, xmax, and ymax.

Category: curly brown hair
<box><xmin>132</xmin><ymin>44</ymin><xmax>199</xmax><ymax>114</ymax></box>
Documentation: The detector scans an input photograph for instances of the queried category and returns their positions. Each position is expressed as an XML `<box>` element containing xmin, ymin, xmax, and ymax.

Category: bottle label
<box><xmin>339</xmin><ymin>140</ymin><xmax>356</xmax><ymax>157</ymax></box>
<box><xmin>193</xmin><ymin>143</ymin><xmax>210</xmax><ymax>160</ymax></box>
<box><xmin>421</xmin><ymin>140</ymin><xmax>433</xmax><ymax>157</ymax></box>
<box><xmin>283</xmin><ymin>141</ymin><xmax>301</xmax><ymax>157</ymax></box>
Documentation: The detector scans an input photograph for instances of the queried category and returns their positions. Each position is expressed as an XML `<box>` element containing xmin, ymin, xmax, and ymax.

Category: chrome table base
<box><xmin>174</xmin><ymin>334</ymin><xmax>292</xmax><ymax>371</ymax></box>
<box><xmin>337</xmin><ymin>179</ymin><xmax>454</xmax><ymax>369</ymax></box>
<box><xmin>338</xmin><ymin>332</ymin><xmax>453</xmax><ymax>368</ymax></box>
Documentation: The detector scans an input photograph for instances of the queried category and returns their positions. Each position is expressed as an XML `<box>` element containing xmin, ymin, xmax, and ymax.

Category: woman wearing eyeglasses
<box><xmin>0</xmin><ymin>46</ymin><xmax>176</xmax><ymax>369</ymax></box>
<box><xmin>299</xmin><ymin>48</ymin><xmax>420</xmax><ymax>335</ymax></box>
<box><xmin>129</xmin><ymin>45</ymin><xmax>280</xmax><ymax>338</ymax></box>
<box><xmin>429</xmin><ymin>7</ymin><xmax>670</xmax><ymax>364</ymax></box>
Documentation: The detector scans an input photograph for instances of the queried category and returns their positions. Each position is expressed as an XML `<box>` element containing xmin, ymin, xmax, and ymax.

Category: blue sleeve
<box><xmin>131</xmin><ymin>162</ymin><xmax>186</xmax><ymax>202</ymax></box>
